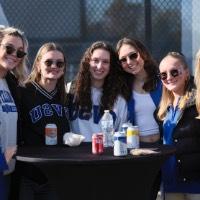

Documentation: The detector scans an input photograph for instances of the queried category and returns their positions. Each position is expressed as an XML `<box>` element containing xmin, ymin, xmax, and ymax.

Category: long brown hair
<box><xmin>116</xmin><ymin>37</ymin><xmax>159</xmax><ymax>100</ymax></box>
<box><xmin>25</xmin><ymin>42</ymin><xmax>67</xmax><ymax>104</ymax></box>
<box><xmin>71</xmin><ymin>41</ymin><xmax>123</xmax><ymax>114</ymax></box>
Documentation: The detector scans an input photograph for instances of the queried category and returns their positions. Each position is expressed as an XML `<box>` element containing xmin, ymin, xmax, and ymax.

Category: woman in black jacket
<box><xmin>157</xmin><ymin>52</ymin><xmax>200</xmax><ymax>200</ymax></box>
<box><xmin>18</xmin><ymin>42</ymin><xmax>69</xmax><ymax>200</ymax></box>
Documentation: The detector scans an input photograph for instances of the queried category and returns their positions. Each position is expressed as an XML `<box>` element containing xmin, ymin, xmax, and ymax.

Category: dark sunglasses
<box><xmin>158</xmin><ymin>68</ymin><xmax>182</xmax><ymax>81</ymax></box>
<box><xmin>44</xmin><ymin>59</ymin><xmax>65</xmax><ymax>68</ymax></box>
<box><xmin>119</xmin><ymin>52</ymin><xmax>138</xmax><ymax>64</ymax></box>
<box><xmin>1</xmin><ymin>44</ymin><xmax>26</xmax><ymax>58</ymax></box>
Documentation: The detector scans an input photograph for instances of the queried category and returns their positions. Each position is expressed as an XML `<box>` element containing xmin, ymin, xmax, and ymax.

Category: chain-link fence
<box><xmin>0</xmin><ymin>0</ymin><xmax>197</xmax><ymax>80</ymax></box>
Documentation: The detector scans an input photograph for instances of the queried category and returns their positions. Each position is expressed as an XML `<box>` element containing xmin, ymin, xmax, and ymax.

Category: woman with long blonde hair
<box><xmin>18</xmin><ymin>42</ymin><xmax>69</xmax><ymax>200</ymax></box>
<box><xmin>194</xmin><ymin>49</ymin><xmax>200</xmax><ymax>118</ymax></box>
<box><xmin>157</xmin><ymin>52</ymin><xmax>200</xmax><ymax>200</ymax></box>
<box><xmin>0</xmin><ymin>26</ymin><xmax>28</xmax><ymax>200</ymax></box>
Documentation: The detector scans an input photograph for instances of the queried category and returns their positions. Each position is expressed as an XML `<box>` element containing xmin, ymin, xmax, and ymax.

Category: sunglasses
<box><xmin>1</xmin><ymin>44</ymin><xmax>26</xmax><ymax>58</ymax></box>
<box><xmin>119</xmin><ymin>52</ymin><xmax>138</xmax><ymax>64</ymax></box>
<box><xmin>159</xmin><ymin>68</ymin><xmax>182</xmax><ymax>81</ymax></box>
<box><xmin>44</xmin><ymin>59</ymin><xmax>65</xmax><ymax>68</ymax></box>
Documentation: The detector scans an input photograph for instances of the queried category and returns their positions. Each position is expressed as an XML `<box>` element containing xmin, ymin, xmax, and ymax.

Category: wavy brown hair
<box><xmin>116</xmin><ymin>37</ymin><xmax>159</xmax><ymax>100</ymax></box>
<box><xmin>71</xmin><ymin>41</ymin><xmax>123</xmax><ymax>114</ymax></box>
<box><xmin>25</xmin><ymin>42</ymin><xmax>67</xmax><ymax>104</ymax></box>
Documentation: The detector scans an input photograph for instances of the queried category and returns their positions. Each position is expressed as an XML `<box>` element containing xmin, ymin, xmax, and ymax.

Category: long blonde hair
<box><xmin>194</xmin><ymin>49</ymin><xmax>200</xmax><ymax>118</ymax></box>
<box><xmin>0</xmin><ymin>26</ymin><xmax>28</xmax><ymax>82</ymax></box>
<box><xmin>25</xmin><ymin>42</ymin><xmax>67</xmax><ymax>103</ymax></box>
<box><xmin>157</xmin><ymin>52</ymin><xmax>190</xmax><ymax>120</ymax></box>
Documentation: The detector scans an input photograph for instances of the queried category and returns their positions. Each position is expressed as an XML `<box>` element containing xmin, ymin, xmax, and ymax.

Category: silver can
<box><xmin>121</xmin><ymin>122</ymin><xmax>132</xmax><ymax>135</ymax></box>
<box><xmin>126</xmin><ymin>125</ymin><xmax>139</xmax><ymax>149</ymax></box>
<box><xmin>113</xmin><ymin>131</ymin><xmax>127</xmax><ymax>156</ymax></box>
<box><xmin>45</xmin><ymin>124</ymin><xmax>57</xmax><ymax>145</ymax></box>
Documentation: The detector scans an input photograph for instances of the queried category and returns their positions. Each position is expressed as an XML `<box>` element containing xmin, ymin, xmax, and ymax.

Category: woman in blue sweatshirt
<box><xmin>157</xmin><ymin>52</ymin><xmax>200</xmax><ymax>200</ymax></box>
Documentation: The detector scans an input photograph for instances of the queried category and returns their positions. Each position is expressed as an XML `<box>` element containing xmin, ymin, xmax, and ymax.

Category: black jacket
<box><xmin>16</xmin><ymin>81</ymin><xmax>70</xmax><ymax>187</ymax></box>
<box><xmin>172</xmin><ymin>104</ymin><xmax>200</xmax><ymax>182</ymax></box>
<box><xmin>156</xmin><ymin>91</ymin><xmax>200</xmax><ymax>183</ymax></box>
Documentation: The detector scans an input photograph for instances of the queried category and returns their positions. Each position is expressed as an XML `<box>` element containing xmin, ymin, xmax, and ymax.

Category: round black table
<box><xmin>16</xmin><ymin>143</ymin><xmax>175</xmax><ymax>200</ymax></box>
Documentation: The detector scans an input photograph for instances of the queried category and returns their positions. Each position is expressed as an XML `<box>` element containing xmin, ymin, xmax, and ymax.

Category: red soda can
<box><xmin>97</xmin><ymin>133</ymin><xmax>104</xmax><ymax>154</ymax></box>
<box><xmin>92</xmin><ymin>133</ymin><xmax>104</xmax><ymax>154</ymax></box>
<box><xmin>92</xmin><ymin>134</ymin><xmax>98</xmax><ymax>154</ymax></box>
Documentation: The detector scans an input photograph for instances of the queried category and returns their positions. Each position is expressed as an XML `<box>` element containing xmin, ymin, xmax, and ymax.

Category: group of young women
<box><xmin>0</xmin><ymin>25</ymin><xmax>200</xmax><ymax>200</ymax></box>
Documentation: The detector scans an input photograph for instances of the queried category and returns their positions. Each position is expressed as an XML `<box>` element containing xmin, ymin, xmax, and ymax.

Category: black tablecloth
<box><xmin>16</xmin><ymin>143</ymin><xmax>175</xmax><ymax>200</ymax></box>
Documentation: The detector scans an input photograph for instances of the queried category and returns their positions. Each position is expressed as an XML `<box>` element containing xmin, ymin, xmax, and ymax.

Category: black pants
<box><xmin>140</xmin><ymin>140</ymin><xmax>161</xmax><ymax>200</ymax></box>
<box><xmin>19</xmin><ymin>176</ymin><xmax>58</xmax><ymax>200</ymax></box>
